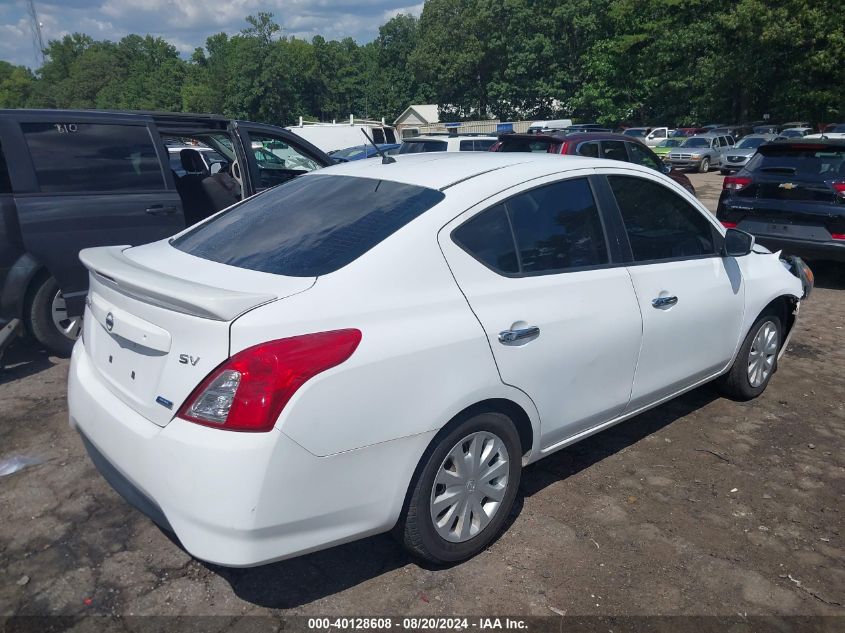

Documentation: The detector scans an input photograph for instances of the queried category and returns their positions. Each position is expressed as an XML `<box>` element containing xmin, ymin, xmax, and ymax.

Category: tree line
<box><xmin>0</xmin><ymin>0</ymin><xmax>843</xmax><ymax>127</ymax></box>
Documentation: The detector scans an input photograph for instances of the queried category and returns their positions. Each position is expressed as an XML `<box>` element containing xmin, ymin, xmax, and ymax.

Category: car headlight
<box><xmin>690</xmin><ymin>153</ymin><xmax>702</xmax><ymax>159</ymax></box>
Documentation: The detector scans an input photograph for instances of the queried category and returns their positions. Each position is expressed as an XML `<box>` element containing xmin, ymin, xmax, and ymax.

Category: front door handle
<box><xmin>145</xmin><ymin>205</ymin><xmax>178</xmax><ymax>216</ymax></box>
<box><xmin>652</xmin><ymin>295</ymin><xmax>678</xmax><ymax>309</ymax></box>
<box><xmin>498</xmin><ymin>325</ymin><xmax>540</xmax><ymax>344</ymax></box>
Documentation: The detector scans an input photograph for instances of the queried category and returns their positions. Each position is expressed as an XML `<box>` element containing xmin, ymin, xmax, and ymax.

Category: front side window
<box><xmin>248</xmin><ymin>132</ymin><xmax>320</xmax><ymax>190</ymax></box>
<box><xmin>608</xmin><ymin>175</ymin><xmax>716</xmax><ymax>262</ymax></box>
<box><xmin>173</xmin><ymin>174</ymin><xmax>445</xmax><ymax>277</ymax></box>
<box><xmin>21</xmin><ymin>122</ymin><xmax>164</xmax><ymax>193</ymax></box>
<box><xmin>627</xmin><ymin>143</ymin><xmax>662</xmax><ymax>171</ymax></box>
<box><xmin>453</xmin><ymin>178</ymin><xmax>608</xmax><ymax>275</ymax></box>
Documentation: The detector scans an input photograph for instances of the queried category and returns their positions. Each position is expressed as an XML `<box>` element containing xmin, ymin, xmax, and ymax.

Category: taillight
<box><xmin>721</xmin><ymin>221</ymin><xmax>738</xmax><ymax>228</ymax></box>
<box><xmin>559</xmin><ymin>141</ymin><xmax>570</xmax><ymax>154</ymax></box>
<box><xmin>832</xmin><ymin>233</ymin><xmax>845</xmax><ymax>240</ymax></box>
<box><xmin>177</xmin><ymin>329</ymin><xmax>362</xmax><ymax>432</ymax></box>
<box><xmin>833</xmin><ymin>182</ymin><xmax>845</xmax><ymax>198</ymax></box>
<box><xmin>723</xmin><ymin>176</ymin><xmax>751</xmax><ymax>191</ymax></box>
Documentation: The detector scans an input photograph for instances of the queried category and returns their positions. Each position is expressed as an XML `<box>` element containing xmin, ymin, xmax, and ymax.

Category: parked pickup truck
<box><xmin>667</xmin><ymin>134</ymin><xmax>736</xmax><ymax>172</ymax></box>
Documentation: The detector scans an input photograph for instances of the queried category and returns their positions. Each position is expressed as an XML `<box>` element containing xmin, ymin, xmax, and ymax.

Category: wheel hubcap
<box><xmin>50</xmin><ymin>290</ymin><xmax>82</xmax><ymax>340</ymax></box>
<box><xmin>747</xmin><ymin>320</ymin><xmax>778</xmax><ymax>388</ymax></box>
<box><xmin>429</xmin><ymin>431</ymin><xmax>510</xmax><ymax>543</ymax></box>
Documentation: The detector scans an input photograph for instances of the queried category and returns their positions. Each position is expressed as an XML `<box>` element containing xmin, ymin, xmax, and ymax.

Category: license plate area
<box><xmin>741</xmin><ymin>220</ymin><xmax>831</xmax><ymax>241</ymax></box>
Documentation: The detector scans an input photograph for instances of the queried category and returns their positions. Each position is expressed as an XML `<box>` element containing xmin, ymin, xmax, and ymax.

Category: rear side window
<box><xmin>577</xmin><ymin>142</ymin><xmax>599</xmax><ymax>158</ymax></box>
<box><xmin>398</xmin><ymin>140</ymin><xmax>448</xmax><ymax>154</ymax></box>
<box><xmin>453</xmin><ymin>178</ymin><xmax>608</xmax><ymax>275</ymax></box>
<box><xmin>0</xmin><ymin>141</ymin><xmax>11</xmax><ymax>193</ymax></box>
<box><xmin>608</xmin><ymin>175</ymin><xmax>716</xmax><ymax>261</ymax></box>
<box><xmin>173</xmin><ymin>174</ymin><xmax>445</xmax><ymax>277</ymax></box>
<box><xmin>601</xmin><ymin>141</ymin><xmax>628</xmax><ymax>162</ymax></box>
<box><xmin>21</xmin><ymin>122</ymin><xmax>164</xmax><ymax>193</ymax></box>
<box><xmin>452</xmin><ymin>204</ymin><xmax>518</xmax><ymax>274</ymax></box>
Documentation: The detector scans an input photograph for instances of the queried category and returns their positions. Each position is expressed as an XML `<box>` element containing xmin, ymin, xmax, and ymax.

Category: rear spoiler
<box><xmin>79</xmin><ymin>246</ymin><xmax>277</xmax><ymax>321</ymax></box>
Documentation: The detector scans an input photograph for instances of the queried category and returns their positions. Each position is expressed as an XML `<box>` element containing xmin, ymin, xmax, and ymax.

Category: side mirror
<box><xmin>723</xmin><ymin>228</ymin><xmax>754</xmax><ymax>257</ymax></box>
<box><xmin>661</xmin><ymin>164</ymin><xmax>672</xmax><ymax>174</ymax></box>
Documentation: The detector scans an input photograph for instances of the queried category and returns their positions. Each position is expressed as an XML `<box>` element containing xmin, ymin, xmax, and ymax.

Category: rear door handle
<box><xmin>498</xmin><ymin>325</ymin><xmax>540</xmax><ymax>344</ymax></box>
<box><xmin>145</xmin><ymin>205</ymin><xmax>178</xmax><ymax>216</ymax></box>
<box><xmin>652</xmin><ymin>296</ymin><xmax>678</xmax><ymax>309</ymax></box>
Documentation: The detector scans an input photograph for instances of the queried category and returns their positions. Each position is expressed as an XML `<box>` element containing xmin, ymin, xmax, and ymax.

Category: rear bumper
<box><xmin>749</xmin><ymin>235</ymin><xmax>845</xmax><ymax>262</ymax></box>
<box><xmin>68</xmin><ymin>342</ymin><xmax>434</xmax><ymax>567</ymax></box>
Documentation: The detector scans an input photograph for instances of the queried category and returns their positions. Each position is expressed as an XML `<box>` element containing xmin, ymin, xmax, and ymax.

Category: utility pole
<box><xmin>26</xmin><ymin>0</ymin><xmax>45</xmax><ymax>67</ymax></box>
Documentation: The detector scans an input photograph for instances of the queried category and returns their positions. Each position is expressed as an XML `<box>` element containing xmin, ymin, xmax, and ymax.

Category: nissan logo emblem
<box><xmin>105</xmin><ymin>312</ymin><xmax>114</xmax><ymax>331</ymax></box>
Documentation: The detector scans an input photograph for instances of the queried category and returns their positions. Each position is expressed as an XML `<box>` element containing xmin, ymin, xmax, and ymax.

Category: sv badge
<box><xmin>178</xmin><ymin>354</ymin><xmax>201</xmax><ymax>366</ymax></box>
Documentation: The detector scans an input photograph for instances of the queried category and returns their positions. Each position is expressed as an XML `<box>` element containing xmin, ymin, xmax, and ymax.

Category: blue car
<box><xmin>329</xmin><ymin>143</ymin><xmax>401</xmax><ymax>162</ymax></box>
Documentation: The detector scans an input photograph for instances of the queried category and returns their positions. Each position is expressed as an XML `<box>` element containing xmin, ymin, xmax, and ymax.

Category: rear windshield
<box><xmin>499</xmin><ymin>138</ymin><xmax>560</xmax><ymax>153</ymax></box>
<box><xmin>172</xmin><ymin>174</ymin><xmax>445</xmax><ymax>277</ymax></box>
<box><xmin>623</xmin><ymin>129</ymin><xmax>647</xmax><ymax>137</ymax></box>
<box><xmin>398</xmin><ymin>140</ymin><xmax>448</xmax><ymax>153</ymax></box>
<box><xmin>746</xmin><ymin>147</ymin><xmax>845</xmax><ymax>177</ymax></box>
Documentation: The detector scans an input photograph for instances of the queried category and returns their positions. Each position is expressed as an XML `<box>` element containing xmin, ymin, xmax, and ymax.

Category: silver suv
<box><xmin>668</xmin><ymin>134</ymin><xmax>736</xmax><ymax>172</ymax></box>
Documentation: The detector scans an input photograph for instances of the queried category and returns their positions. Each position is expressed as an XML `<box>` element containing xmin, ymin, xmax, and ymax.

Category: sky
<box><xmin>0</xmin><ymin>0</ymin><xmax>425</xmax><ymax>69</ymax></box>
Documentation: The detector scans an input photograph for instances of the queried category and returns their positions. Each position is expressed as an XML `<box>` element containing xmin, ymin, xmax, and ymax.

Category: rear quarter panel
<box><xmin>229</xmin><ymin>199</ymin><xmax>541</xmax><ymax>459</ymax></box>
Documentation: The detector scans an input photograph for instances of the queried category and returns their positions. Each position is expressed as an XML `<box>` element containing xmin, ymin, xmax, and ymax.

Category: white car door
<box><xmin>439</xmin><ymin>173</ymin><xmax>643</xmax><ymax>450</ymax></box>
<box><xmin>600</xmin><ymin>170</ymin><xmax>745</xmax><ymax>410</ymax></box>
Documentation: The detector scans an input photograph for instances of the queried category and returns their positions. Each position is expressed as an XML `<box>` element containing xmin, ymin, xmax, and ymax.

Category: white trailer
<box><xmin>286</xmin><ymin>116</ymin><xmax>398</xmax><ymax>153</ymax></box>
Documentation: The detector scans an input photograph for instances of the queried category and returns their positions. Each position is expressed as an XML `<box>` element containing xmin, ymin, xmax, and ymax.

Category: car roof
<box><xmin>305</xmin><ymin>152</ymin><xmax>624</xmax><ymax>191</ymax></box>
<box><xmin>501</xmin><ymin>131</ymin><xmax>643</xmax><ymax>144</ymax></box>
<box><xmin>405</xmin><ymin>135</ymin><xmax>497</xmax><ymax>141</ymax></box>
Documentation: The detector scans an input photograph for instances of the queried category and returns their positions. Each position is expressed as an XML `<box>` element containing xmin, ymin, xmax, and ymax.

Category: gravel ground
<box><xmin>0</xmin><ymin>170</ymin><xmax>843</xmax><ymax>618</ymax></box>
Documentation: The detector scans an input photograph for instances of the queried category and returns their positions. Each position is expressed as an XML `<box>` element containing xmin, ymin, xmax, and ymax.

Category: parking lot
<box><xmin>1</xmin><ymin>170</ymin><xmax>843</xmax><ymax>618</ymax></box>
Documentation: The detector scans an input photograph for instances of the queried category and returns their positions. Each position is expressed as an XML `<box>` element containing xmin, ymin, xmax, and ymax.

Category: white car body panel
<box><xmin>67</xmin><ymin>153</ymin><xmax>803</xmax><ymax>566</ymax></box>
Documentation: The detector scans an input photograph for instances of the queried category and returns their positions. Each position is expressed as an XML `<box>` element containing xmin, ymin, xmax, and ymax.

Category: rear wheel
<box><xmin>699</xmin><ymin>157</ymin><xmax>710</xmax><ymax>173</ymax></box>
<box><xmin>27</xmin><ymin>276</ymin><xmax>80</xmax><ymax>357</ymax></box>
<box><xmin>397</xmin><ymin>412</ymin><xmax>521</xmax><ymax>564</ymax></box>
<box><xmin>717</xmin><ymin>314</ymin><xmax>782</xmax><ymax>400</ymax></box>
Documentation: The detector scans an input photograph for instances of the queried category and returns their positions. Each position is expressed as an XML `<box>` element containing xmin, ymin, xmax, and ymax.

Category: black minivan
<box><xmin>0</xmin><ymin>109</ymin><xmax>331</xmax><ymax>357</ymax></box>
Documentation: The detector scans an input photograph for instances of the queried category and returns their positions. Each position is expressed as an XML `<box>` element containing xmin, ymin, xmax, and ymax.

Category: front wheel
<box><xmin>26</xmin><ymin>276</ymin><xmax>80</xmax><ymax>357</ymax></box>
<box><xmin>397</xmin><ymin>412</ymin><xmax>522</xmax><ymax>564</ymax></box>
<box><xmin>717</xmin><ymin>314</ymin><xmax>782</xmax><ymax>400</ymax></box>
<box><xmin>699</xmin><ymin>157</ymin><xmax>710</xmax><ymax>173</ymax></box>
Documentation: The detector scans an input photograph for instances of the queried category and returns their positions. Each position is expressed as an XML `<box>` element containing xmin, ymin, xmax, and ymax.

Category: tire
<box><xmin>397</xmin><ymin>411</ymin><xmax>522</xmax><ymax>564</ymax></box>
<box><xmin>717</xmin><ymin>313</ymin><xmax>782</xmax><ymax>401</ymax></box>
<box><xmin>699</xmin><ymin>157</ymin><xmax>710</xmax><ymax>173</ymax></box>
<box><xmin>26</xmin><ymin>275</ymin><xmax>80</xmax><ymax>357</ymax></box>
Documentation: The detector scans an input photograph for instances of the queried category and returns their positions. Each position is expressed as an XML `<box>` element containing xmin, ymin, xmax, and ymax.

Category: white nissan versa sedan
<box><xmin>68</xmin><ymin>153</ymin><xmax>812</xmax><ymax>567</ymax></box>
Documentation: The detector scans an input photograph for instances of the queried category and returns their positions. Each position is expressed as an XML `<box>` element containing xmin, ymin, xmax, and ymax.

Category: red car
<box><xmin>490</xmin><ymin>132</ymin><xmax>696</xmax><ymax>195</ymax></box>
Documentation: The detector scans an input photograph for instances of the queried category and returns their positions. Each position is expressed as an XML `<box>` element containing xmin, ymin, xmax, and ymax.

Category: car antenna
<box><xmin>361</xmin><ymin>128</ymin><xmax>396</xmax><ymax>164</ymax></box>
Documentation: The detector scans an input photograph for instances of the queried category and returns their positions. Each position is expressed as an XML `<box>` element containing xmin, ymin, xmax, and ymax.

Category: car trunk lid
<box><xmin>80</xmin><ymin>243</ymin><xmax>315</xmax><ymax>427</ymax></box>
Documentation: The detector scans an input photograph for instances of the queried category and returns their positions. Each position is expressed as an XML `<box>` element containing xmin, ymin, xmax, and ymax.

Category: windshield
<box><xmin>623</xmin><ymin>129</ymin><xmax>647</xmax><ymax>137</ymax></box>
<box><xmin>398</xmin><ymin>140</ymin><xmax>448</xmax><ymax>154</ymax></box>
<box><xmin>332</xmin><ymin>146</ymin><xmax>369</xmax><ymax>160</ymax></box>
<box><xmin>736</xmin><ymin>137</ymin><xmax>766</xmax><ymax>149</ymax></box>
<box><xmin>682</xmin><ymin>138</ymin><xmax>712</xmax><ymax>148</ymax></box>
<box><xmin>172</xmin><ymin>174</ymin><xmax>445</xmax><ymax>277</ymax></box>
<box><xmin>823</xmin><ymin>124</ymin><xmax>845</xmax><ymax>133</ymax></box>
<box><xmin>657</xmin><ymin>139</ymin><xmax>683</xmax><ymax>148</ymax></box>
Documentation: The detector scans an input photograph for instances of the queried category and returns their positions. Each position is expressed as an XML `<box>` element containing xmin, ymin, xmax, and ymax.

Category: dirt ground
<box><xmin>1</xmin><ymin>171</ymin><xmax>843</xmax><ymax>618</ymax></box>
